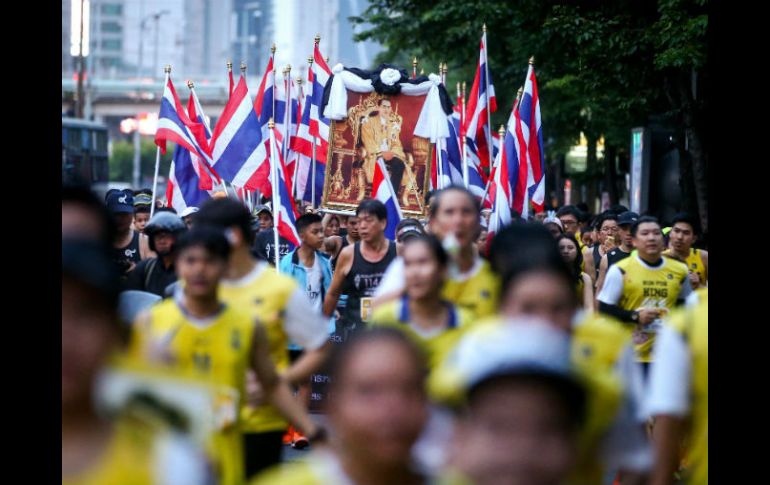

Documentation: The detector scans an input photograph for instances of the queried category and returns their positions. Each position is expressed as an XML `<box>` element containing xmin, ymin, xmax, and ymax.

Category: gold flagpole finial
<box><xmin>308</xmin><ymin>55</ymin><xmax>314</xmax><ymax>65</ymax></box>
<box><xmin>226</xmin><ymin>60</ymin><xmax>233</xmax><ymax>72</ymax></box>
<box><xmin>456</xmin><ymin>82</ymin><xmax>460</xmax><ymax>96</ymax></box>
<box><xmin>164</xmin><ymin>65</ymin><xmax>172</xmax><ymax>74</ymax></box>
<box><xmin>517</xmin><ymin>86</ymin><xmax>524</xmax><ymax>97</ymax></box>
<box><xmin>271</xmin><ymin>43</ymin><xmax>276</xmax><ymax>55</ymax></box>
<box><xmin>482</xmin><ymin>23</ymin><xmax>487</xmax><ymax>33</ymax></box>
<box><xmin>420</xmin><ymin>68</ymin><xmax>425</xmax><ymax>75</ymax></box>
<box><xmin>315</xmin><ymin>34</ymin><xmax>321</xmax><ymax>45</ymax></box>
<box><xmin>296</xmin><ymin>77</ymin><xmax>303</xmax><ymax>85</ymax></box>
<box><xmin>325</xmin><ymin>56</ymin><xmax>329</xmax><ymax>63</ymax></box>
<box><xmin>529</xmin><ymin>56</ymin><xmax>535</xmax><ymax>65</ymax></box>
<box><xmin>286</xmin><ymin>64</ymin><xmax>292</xmax><ymax>72</ymax></box>
<box><xmin>413</xmin><ymin>57</ymin><xmax>418</xmax><ymax>68</ymax></box>
<box><xmin>240</xmin><ymin>62</ymin><xmax>247</xmax><ymax>73</ymax></box>
<box><xmin>186</xmin><ymin>80</ymin><xmax>194</xmax><ymax>89</ymax></box>
<box><xmin>442</xmin><ymin>62</ymin><xmax>448</xmax><ymax>75</ymax></box>
<box><xmin>268</xmin><ymin>118</ymin><xmax>275</xmax><ymax>129</ymax></box>
<box><xmin>499</xmin><ymin>124</ymin><xmax>505</xmax><ymax>136</ymax></box>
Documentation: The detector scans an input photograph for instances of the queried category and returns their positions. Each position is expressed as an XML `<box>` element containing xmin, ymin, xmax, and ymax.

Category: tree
<box><xmin>352</xmin><ymin>0</ymin><xmax>708</xmax><ymax>231</ymax></box>
<box><xmin>109</xmin><ymin>137</ymin><xmax>174</xmax><ymax>189</ymax></box>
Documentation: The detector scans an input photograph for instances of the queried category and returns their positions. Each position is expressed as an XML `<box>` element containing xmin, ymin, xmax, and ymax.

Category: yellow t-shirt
<box><xmin>663</xmin><ymin>248</ymin><xmax>707</xmax><ymax>285</ymax></box>
<box><xmin>218</xmin><ymin>263</ymin><xmax>301</xmax><ymax>434</ymax></box>
<box><xmin>62</xmin><ymin>420</ymin><xmax>155</xmax><ymax>485</ymax></box>
<box><xmin>442</xmin><ymin>258</ymin><xmax>500</xmax><ymax>320</ymax></box>
<box><xmin>569</xmin><ymin>313</ymin><xmax>630</xmax><ymax>484</ymax></box>
<box><xmin>129</xmin><ymin>299</ymin><xmax>255</xmax><ymax>485</ymax></box>
<box><xmin>667</xmin><ymin>289</ymin><xmax>708</xmax><ymax>485</ymax></box>
<box><xmin>371</xmin><ymin>297</ymin><xmax>472</xmax><ymax>372</ymax></box>
<box><xmin>614</xmin><ymin>255</ymin><xmax>689</xmax><ymax>362</ymax></box>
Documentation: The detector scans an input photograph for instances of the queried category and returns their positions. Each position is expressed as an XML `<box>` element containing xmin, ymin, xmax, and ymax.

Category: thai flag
<box><xmin>187</xmin><ymin>88</ymin><xmax>220</xmax><ymax>191</ymax></box>
<box><xmin>372</xmin><ymin>157</ymin><xmax>403</xmax><ymax>240</ymax></box>
<box><xmin>519</xmin><ymin>64</ymin><xmax>545</xmax><ymax>213</ymax></box>
<box><xmin>487</xmin><ymin>105</ymin><xmax>521</xmax><ymax>242</ymax></box>
<box><xmin>209</xmin><ymin>72</ymin><xmax>271</xmax><ymax>193</ymax></box>
<box><xmin>464</xmin><ymin>34</ymin><xmax>496</xmax><ymax>179</ymax></box>
<box><xmin>155</xmin><ymin>77</ymin><xmax>215</xmax><ymax>169</ymax></box>
<box><xmin>291</xmin><ymin>43</ymin><xmax>332</xmax><ymax>206</ymax></box>
<box><xmin>268</xmin><ymin>124</ymin><xmax>301</xmax><ymax>248</ymax></box>
<box><xmin>436</xmin><ymin>118</ymin><xmax>465</xmax><ymax>189</ymax></box>
<box><xmin>285</xmin><ymin>79</ymin><xmax>304</xmax><ymax>193</ymax></box>
<box><xmin>165</xmin><ymin>90</ymin><xmax>222</xmax><ymax>211</ymax></box>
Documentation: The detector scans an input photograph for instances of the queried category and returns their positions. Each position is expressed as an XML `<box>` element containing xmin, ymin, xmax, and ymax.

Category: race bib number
<box><xmin>360</xmin><ymin>298</ymin><xmax>373</xmax><ymax>323</ymax></box>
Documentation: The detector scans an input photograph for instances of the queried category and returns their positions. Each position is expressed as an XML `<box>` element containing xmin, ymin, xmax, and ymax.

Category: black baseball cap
<box><xmin>617</xmin><ymin>211</ymin><xmax>640</xmax><ymax>226</ymax></box>
<box><xmin>106</xmin><ymin>189</ymin><xmax>135</xmax><ymax>214</ymax></box>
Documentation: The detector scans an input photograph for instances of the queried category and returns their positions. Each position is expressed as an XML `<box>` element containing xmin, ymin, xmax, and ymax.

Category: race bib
<box><xmin>360</xmin><ymin>297</ymin><xmax>373</xmax><ymax>323</ymax></box>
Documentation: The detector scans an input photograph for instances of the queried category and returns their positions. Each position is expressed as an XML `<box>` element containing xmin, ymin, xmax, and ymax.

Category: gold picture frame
<box><xmin>321</xmin><ymin>91</ymin><xmax>433</xmax><ymax>217</ymax></box>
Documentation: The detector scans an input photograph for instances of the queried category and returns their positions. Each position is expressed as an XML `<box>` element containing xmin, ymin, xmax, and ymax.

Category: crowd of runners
<box><xmin>62</xmin><ymin>183</ymin><xmax>708</xmax><ymax>485</ymax></box>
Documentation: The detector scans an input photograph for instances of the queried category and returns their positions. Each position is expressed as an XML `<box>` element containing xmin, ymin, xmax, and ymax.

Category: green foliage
<box><xmin>351</xmin><ymin>0</ymin><xmax>707</xmax><ymax>158</ymax></box>
<box><xmin>109</xmin><ymin>137</ymin><xmax>174</xmax><ymax>185</ymax></box>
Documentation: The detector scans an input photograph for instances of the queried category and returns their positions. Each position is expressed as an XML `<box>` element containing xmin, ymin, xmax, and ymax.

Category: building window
<box><xmin>101</xmin><ymin>57</ymin><xmax>121</xmax><ymax>68</ymax></box>
<box><xmin>102</xmin><ymin>39</ymin><xmax>122</xmax><ymax>51</ymax></box>
<box><xmin>101</xmin><ymin>21</ymin><xmax>122</xmax><ymax>33</ymax></box>
<box><xmin>101</xmin><ymin>4</ymin><xmax>122</xmax><ymax>16</ymax></box>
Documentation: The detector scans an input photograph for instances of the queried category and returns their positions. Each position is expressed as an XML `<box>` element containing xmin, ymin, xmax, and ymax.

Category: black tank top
<box><xmin>592</xmin><ymin>245</ymin><xmax>602</xmax><ymax>280</ymax></box>
<box><xmin>113</xmin><ymin>231</ymin><xmax>142</xmax><ymax>266</ymax></box>
<box><xmin>331</xmin><ymin>236</ymin><xmax>351</xmax><ymax>271</ymax></box>
<box><xmin>340</xmin><ymin>241</ymin><xmax>397</xmax><ymax>330</ymax></box>
<box><xmin>606</xmin><ymin>247</ymin><xmax>631</xmax><ymax>268</ymax></box>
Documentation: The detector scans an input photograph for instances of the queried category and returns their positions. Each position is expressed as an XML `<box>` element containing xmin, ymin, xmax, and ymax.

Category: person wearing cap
<box><xmin>594</xmin><ymin>211</ymin><xmax>638</xmax><ymax>296</ymax></box>
<box><xmin>542</xmin><ymin>211</ymin><xmax>565</xmax><ymax>238</ymax></box>
<box><xmin>251</xmin><ymin>205</ymin><xmax>293</xmax><ymax>265</ymax></box>
<box><xmin>662</xmin><ymin>212</ymin><xmax>708</xmax><ymax>289</ymax></box>
<box><xmin>193</xmin><ymin>198</ymin><xmax>330</xmax><ymax>478</ymax></box>
<box><xmin>597</xmin><ymin>216</ymin><xmax>692</xmax><ymax>367</ymax></box>
<box><xmin>482</xmin><ymin>223</ymin><xmax>652</xmax><ymax>484</ymax></box>
<box><xmin>63</xmin><ymin>184</ymin><xmax>116</xmax><ymax>243</ymax></box>
<box><xmin>180</xmin><ymin>206</ymin><xmax>199</xmax><ymax>229</ymax></box>
<box><xmin>129</xmin><ymin>227</ymin><xmax>324</xmax><ymax>485</ymax></box>
<box><xmin>133</xmin><ymin>194</ymin><xmax>153</xmax><ymax>233</ymax></box>
<box><xmin>124</xmin><ymin>211</ymin><xmax>187</xmax><ymax>297</ymax></box>
<box><xmin>106</xmin><ymin>189</ymin><xmax>153</xmax><ymax>275</ymax></box>
<box><xmin>63</xmin><ymin>239</ymin><xmax>211</xmax><ymax>485</ymax></box>
<box><xmin>430</xmin><ymin>320</ymin><xmax>587</xmax><ymax>485</ymax></box>
<box><xmin>372</xmin><ymin>186</ymin><xmax>500</xmax><ymax>321</ymax></box>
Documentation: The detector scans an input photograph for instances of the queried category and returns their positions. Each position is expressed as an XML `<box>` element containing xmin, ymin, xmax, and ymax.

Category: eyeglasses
<box><xmin>601</xmin><ymin>226</ymin><xmax>619</xmax><ymax>233</ymax></box>
<box><xmin>560</xmin><ymin>219</ymin><xmax>578</xmax><ymax>227</ymax></box>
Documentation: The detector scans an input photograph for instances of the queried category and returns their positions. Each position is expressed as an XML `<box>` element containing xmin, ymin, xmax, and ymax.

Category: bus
<box><xmin>62</xmin><ymin>117</ymin><xmax>109</xmax><ymax>188</ymax></box>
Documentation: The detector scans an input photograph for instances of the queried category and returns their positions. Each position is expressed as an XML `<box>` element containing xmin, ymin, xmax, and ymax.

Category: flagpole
<box><xmin>291</xmin><ymin>76</ymin><xmax>303</xmax><ymax>199</ymax></box>
<box><xmin>459</xmin><ymin>82</ymin><xmax>469</xmax><ymax>188</ymax></box>
<box><xmin>482</xmin><ymin>24</ymin><xmax>493</xmax><ymax>175</ymax></box>
<box><xmin>151</xmin><ymin>65</ymin><xmax>172</xmax><ymax>218</ymax></box>
<box><xmin>436</xmin><ymin>140</ymin><xmax>444</xmax><ymax>189</ymax></box>
<box><xmin>283</xmin><ymin>65</ymin><xmax>292</xmax><ymax>170</ymax></box>
<box><xmin>480</xmin><ymin>87</ymin><xmax>522</xmax><ymax>205</ymax></box>
<box><xmin>308</xmin><ymin>51</ymin><xmax>317</xmax><ymax>209</ymax></box>
<box><xmin>479</xmin><ymin>124</ymin><xmax>506</xmax><ymax>206</ymax></box>
<box><xmin>227</xmin><ymin>60</ymin><xmax>233</xmax><ymax>99</ymax></box>
<box><xmin>412</xmin><ymin>57</ymin><xmax>417</xmax><ymax>79</ymax></box>
<box><xmin>271</xmin><ymin>43</ymin><xmax>277</xmax><ymax>119</ymax></box>
<box><xmin>240</xmin><ymin>61</ymin><xmax>249</xmax><ymax>211</ymax></box>
<box><xmin>268</xmin><ymin>118</ymin><xmax>281</xmax><ymax>272</ymax></box>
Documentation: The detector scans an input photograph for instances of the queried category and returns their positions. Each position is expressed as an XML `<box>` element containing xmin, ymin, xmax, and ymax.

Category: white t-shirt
<box><xmin>304</xmin><ymin>255</ymin><xmax>324</xmax><ymax>315</ymax></box>
<box><xmin>644</xmin><ymin>324</ymin><xmax>691</xmax><ymax>418</ymax></box>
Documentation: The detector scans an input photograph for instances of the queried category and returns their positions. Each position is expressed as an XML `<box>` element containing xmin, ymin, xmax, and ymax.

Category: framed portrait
<box><xmin>321</xmin><ymin>91</ymin><xmax>433</xmax><ymax>217</ymax></box>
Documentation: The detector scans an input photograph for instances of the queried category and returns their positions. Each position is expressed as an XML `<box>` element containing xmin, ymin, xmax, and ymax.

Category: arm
<box><xmin>583</xmin><ymin>248</ymin><xmax>596</xmax><ymax>286</ymax></box>
<box><xmin>124</xmin><ymin>260</ymin><xmax>147</xmax><ymax>291</ymax></box>
<box><xmin>647</xmin><ymin>325</ymin><xmax>692</xmax><ymax>485</ymax></box>
<box><xmin>249</xmin><ymin>323</ymin><xmax>318</xmax><ymax>436</ymax></box>
<box><xmin>282</xmin><ymin>288</ymin><xmax>334</xmax><ymax>384</ymax></box>
<box><xmin>323</xmin><ymin>245</ymin><xmax>353</xmax><ymax>317</ymax></box>
<box><xmin>139</xmin><ymin>234</ymin><xmax>156</xmax><ymax>260</ymax></box>
<box><xmin>581</xmin><ymin>273</ymin><xmax>594</xmax><ymax>311</ymax></box>
<box><xmin>595</xmin><ymin>254</ymin><xmax>609</xmax><ymax>294</ymax></box>
<box><xmin>700</xmin><ymin>249</ymin><xmax>708</xmax><ymax>285</ymax></box>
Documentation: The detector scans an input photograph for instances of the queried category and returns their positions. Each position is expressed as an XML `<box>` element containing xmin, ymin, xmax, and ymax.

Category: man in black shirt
<box><xmin>323</xmin><ymin>199</ymin><xmax>397</xmax><ymax>339</ymax></box>
<box><xmin>125</xmin><ymin>212</ymin><xmax>187</xmax><ymax>296</ymax></box>
<box><xmin>595</xmin><ymin>211</ymin><xmax>638</xmax><ymax>294</ymax></box>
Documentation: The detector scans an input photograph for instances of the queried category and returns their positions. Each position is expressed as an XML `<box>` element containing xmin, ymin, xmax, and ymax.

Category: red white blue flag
<box><xmin>372</xmin><ymin>157</ymin><xmax>403</xmax><ymax>241</ymax></box>
<box><xmin>464</xmin><ymin>34</ymin><xmax>497</xmax><ymax>182</ymax></box>
<box><xmin>268</xmin><ymin>124</ymin><xmax>301</xmax><ymax>247</ymax></box>
<box><xmin>519</xmin><ymin>64</ymin><xmax>544</xmax><ymax>213</ymax></box>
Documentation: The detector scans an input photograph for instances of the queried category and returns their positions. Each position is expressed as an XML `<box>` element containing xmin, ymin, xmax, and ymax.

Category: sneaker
<box><xmin>282</xmin><ymin>427</ymin><xmax>294</xmax><ymax>446</ymax></box>
<box><xmin>292</xmin><ymin>430</ymin><xmax>309</xmax><ymax>449</ymax></box>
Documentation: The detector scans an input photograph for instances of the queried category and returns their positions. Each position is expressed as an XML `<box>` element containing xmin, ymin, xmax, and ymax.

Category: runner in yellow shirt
<box><xmin>662</xmin><ymin>212</ymin><xmax>708</xmax><ymax>289</ymax></box>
